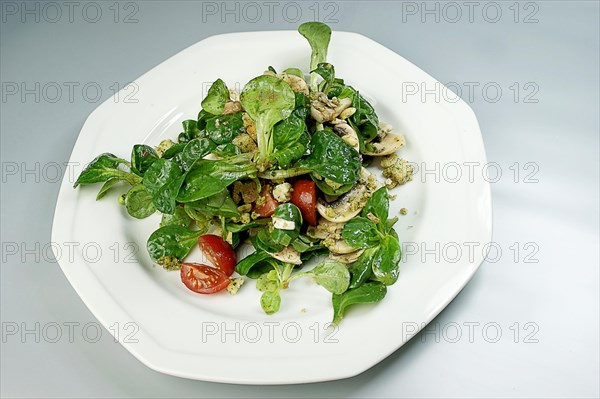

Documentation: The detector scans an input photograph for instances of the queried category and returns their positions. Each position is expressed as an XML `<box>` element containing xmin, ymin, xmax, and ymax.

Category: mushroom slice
<box><xmin>333</xmin><ymin>123</ymin><xmax>360</xmax><ymax>152</ymax></box>
<box><xmin>222</xmin><ymin>101</ymin><xmax>243</xmax><ymax>115</ymax></box>
<box><xmin>329</xmin><ymin>249</ymin><xmax>365</xmax><ymax>264</ymax></box>
<box><xmin>362</xmin><ymin>133</ymin><xmax>406</xmax><ymax>156</ymax></box>
<box><xmin>316</xmin><ymin>184</ymin><xmax>367</xmax><ymax>223</ymax></box>
<box><xmin>263</xmin><ymin>71</ymin><xmax>309</xmax><ymax>95</ymax></box>
<box><xmin>316</xmin><ymin>168</ymin><xmax>382</xmax><ymax>223</ymax></box>
<box><xmin>280</xmin><ymin>73</ymin><xmax>309</xmax><ymax>95</ymax></box>
<box><xmin>325</xmin><ymin>239</ymin><xmax>359</xmax><ymax>254</ymax></box>
<box><xmin>334</xmin><ymin>97</ymin><xmax>353</xmax><ymax>114</ymax></box>
<box><xmin>307</xmin><ymin>218</ymin><xmax>344</xmax><ymax>240</ymax></box>
<box><xmin>268</xmin><ymin>246</ymin><xmax>302</xmax><ymax>265</ymax></box>
<box><xmin>310</xmin><ymin>95</ymin><xmax>353</xmax><ymax>123</ymax></box>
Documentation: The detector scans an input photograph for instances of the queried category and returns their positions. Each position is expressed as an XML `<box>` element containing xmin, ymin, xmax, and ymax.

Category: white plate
<box><xmin>52</xmin><ymin>30</ymin><xmax>491</xmax><ymax>384</ymax></box>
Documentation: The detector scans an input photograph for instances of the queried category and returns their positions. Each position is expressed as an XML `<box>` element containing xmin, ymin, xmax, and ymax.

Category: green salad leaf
<box><xmin>74</xmin><ymin>153</ymin><xmax>140</xmax><ymax>188</ymax></box>
<box><xmin>146</xmin><ymin>225</ymin><xmax>202</xmax><ymax>262</ymax></box>
<box><xmin>143</xmin><ymin>159</ymin><xmax>185</xmax><ymax>214</ymax></box>
<box><xmin>298</xmin><ymin>22</ymin><xmax>332</xmax><ymax>91</ymax></box>
<box><xmin>177</xmin><ymin>154</ymin><xmax>256</xmax><ymax>202</ymax></box>
<box><xmin>240</xmin><ymin>75</ymin><xmax>295</xmax><ymax>171</ymax></box>
<box><xmin>298</xmin><ymin>129</ymin><xmax>361</xmax><ymax>185</ymax></box>
<box><xmin>201</xmin><ymin>78</ymin><xmax>229</xmax><ymax>115</ymax></box>
<box><xmin>205</xmin><ymin>112</ymin><xmax>245</xmax><ymax>145</ymax></box>
<box><xmin>131</xmin><ymin>145</ymin><xmax>159</xmax><ymax>176</ymax></box>
<box><xmin>332</xmin><ymin>282</ymin><xmax>387</xmax><ymax>325</ymax></box>
<box><xmin>292</xmin><ymin>260</ymin><xmax>350</xmax><ymax>295</ymax></box>
<box><xmin>124</xmin><ymin>184</ymin><xmax>156</xmax><ymax>219</ymax></box>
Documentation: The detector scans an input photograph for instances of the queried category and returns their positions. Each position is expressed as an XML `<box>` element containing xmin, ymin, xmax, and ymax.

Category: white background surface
<box><xmin>1</xmin><ymin>1</ymin><xmax>598</xmax><ymax>397</ymax></box>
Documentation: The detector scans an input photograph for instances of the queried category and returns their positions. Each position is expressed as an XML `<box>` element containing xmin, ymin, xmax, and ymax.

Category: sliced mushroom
<box><xmin>316</xmin><ymin>184</ymin><xmax>367</xmax><ymax>223</ymax></box>
<box><xmin>310</xmin><ymin>94</ymin><xmax>352</xmax><ymax>123</ymax></box>
<box><xmin>339</xmin><ymin>107</ymin><xmax>356</xmax><ymax>120</ymax></box>
<box><xmin>263</xmin><ymin>71</ymin><xmax>309</xmax><ymax>95</ymax></box>
<box><xmin>325</xmin><ymin>239</ymin><xmax>358</xmax><ymax>254</ymax></box>
<box><xmin>316</xmin><ymin>168</ymin><xmax>383</xmax><ymax>223</ymax></box>
<box><xmin>268</xmin><ymin>246</ymin><xmax>302</xmax><ymax>265</ymax></box>
<box><xmin>335</xmin><ymin>97</ymin><xmax>353</xmax><ymax>114</ymax></box>
<box><xmin>329</xmin><ymin>249</ymin><xmax>365</xmax><ymax>264</ymax></box>
<box><xmin>362</xmin><ymin>133</ymin><xmax>405</xmax><ymax>156</ymax></box>
<box><xmin>378</xmin><ymin>122</ymin><xmax>393</xmax><ymax>136</ymax></box>
<box><xmin>222</xmin><ymin>101</ymin><xmax>243</xmax><ymax>115</ymax></box>
<box><xmin>307</xmin><ymin>218</ymin><xmax>344</xmax><ymax>240</ymax></box>
<box><xmin>333</xmin><ymin>123</ymin><xmax>360</xmax><ymax>152</ymax></box>
<box><xmin>280</xmin><ymin>73</ymin><xmax>309</xmax><ymax>95</ymax></box>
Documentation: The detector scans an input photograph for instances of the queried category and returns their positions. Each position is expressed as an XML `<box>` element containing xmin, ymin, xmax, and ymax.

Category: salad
<box><xmin>74</xmin><ymin>22</ymin><xmax>413</xmax><ymax>324</ymax></box>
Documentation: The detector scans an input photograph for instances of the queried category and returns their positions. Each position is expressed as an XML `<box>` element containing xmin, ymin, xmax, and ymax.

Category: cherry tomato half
<box><xmin>254</xmin><ymin>184</ymin><xmax>279</xmax><ymax>217</ymax></box>
<box><xmin>180</xmin><ymin>263</ymin><xmax>230</xmax><ymax>294</ymax></box>
<box><xmin>291</xmin><ymin>180</ymin><xmax>317</xmax><ymax>226</ymax></box>
<box><xmin>198</xmin><ymin>234</ymin><xmax>237</xmax><ymax>276</ymax></box>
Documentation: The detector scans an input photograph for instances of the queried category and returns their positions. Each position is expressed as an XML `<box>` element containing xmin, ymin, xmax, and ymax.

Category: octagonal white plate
<box><xmin>52</xmin><ymin>30</ymin><xmax>491</xmax><ymax>384</ymax></box>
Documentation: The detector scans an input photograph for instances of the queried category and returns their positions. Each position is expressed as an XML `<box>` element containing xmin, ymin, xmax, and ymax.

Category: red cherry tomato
<box><xmin>180</xmin><ymin>263</ymin><xmax>230</xmax><ymax>294</ymax></box>
<box><xmin>291</xmin><ymin>180</ymin><xmax>317</xmax><ymax>226</ymax></box>
<box><xmin>254</xmin><ymin>184</ymin><xmax>279</xmax><ymax>217</ymax></box>
<box><xmin>198</xmin><ymin>234</ymin><xmax>237</xmax><ymax>276</ymax></box>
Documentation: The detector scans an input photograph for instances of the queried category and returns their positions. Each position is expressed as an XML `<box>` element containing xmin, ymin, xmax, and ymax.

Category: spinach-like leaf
<box><xmin>201</xmin><ymin>79</ymin><xmax>229</xmax><ymax>115</ymax></box>
<box><xmin>300</xmin><ymin>246</ymin><xmax>328</xmax><ymax>262</ymax></box>
<box><xmin>205</xmin><ymin>113</ymin><xmax>245</xmax><ymax>145</ymax></box>
<box><xmin>143</xmin><ymin>159</ymin><xmax>184</xmax><ymax>214</ymax></box>
<box><xmin>182</xmin><ymin>205</ymin><xmax>211</xmax><ymax>230</ymax></box>
<box><xmin>262</xmin><ymin>203</ymin><xmax>303</xmax><ymax>249</ymax></box>
<box><xmin>160</xmin><ymin>206</ymin><xmax>192</xmax><ymax>228</ymax></box>
<box><xmin>177</xmin><ymin>155</ymin><xmax>256</xmax><ymax>202</ymax></box>
<box><xmin>331</xmin><ymin>281</ymin><xmax>387</xmax><ymax>325</ymax></box>
<box><xmin>361</xmin><ymin>187</ymin><xmax>389</xmax><ymax>229</ymax></box>
<box><xmin>298</xmin><ymin>130</ymin><xmax>361</xmax><ymax>185</ymax></box>
<box><xmin>184</xmin><ymin>189</ymin><xmax>240</xmax><ymax>218</ymax></box>
<box><xmin>146</xmin><ymin>226</ymin><xmax>202</xmax><ymax>262</ymax></box>
<box><xmin>293</xmin><ymin>92</ymin><xmax>310</xmax><ymax>118</ymax></box>
<box><xmin>131</xmin><ymin>145</ymin><xmax>159</xmax><ymax>176</ymax></box>
<box><xmin>178</xmin><ymin>119</ymin><xmax>203</xmax><ymax>143</ymax></box>
<box><xmin>240</xmin><ymin>75</ymin><xmax>296</xmax><ymax>170</ymax></box>
<box><xmin>291</xmin><ymin>235</ymin><xmax>324</xmax><ymax>253</ymax></box>
<box><xmin>260</xmin><ymin>290</ymin><xmax>281</xmax><ymax>315</ymax></box>
<box><xmin>371</xmin><ymin>234</ymin><xmax>401</xmax><ymax>285</ymax></box>
<box><xmin>95</xmin><ymin>178</ymin><xmax>119</xmax><ymax>200</ymax></box>
<box><xmin>298</xmin><ymin>22</ymin><xmax>332</xmax><ymax>91</ymax></box>
<box><xmin>143</xmin><ymin>159</ymin><xmax>181</xmax><ymax>195</ymax></box>
<box><xmin>197</xmin><ymin>109</ymin><xmax>212</xmax><ymax>131</ymax></box>
<box><xmin>236</xmin><ymin>251</ymin><xmax>272</xmax><ymax>276</ymax></box>
<box><xmin>125</xmin><ymin>185</ymin><xmax>156</xmax><ymax>219</ymax></box>
<box><xmin>213</xmin><ymin>143</ymin><xmax>242</xmax><ymax>157</ymax></box>
<box><xmin>74</xmin><ymin>153</ymin><xmax>139</xmax><ymax>187</ymax></box>
<box><xmin>348</xmin><ymin>247</ymin><xmax>377</xmax><ymax>289</ymax></box>
<box><xmin>312</xmin><ymin>62</ymin><xmax>335</xmax><ymax>94</ymax></box>
<box><xmin>272</xmin><ymin>113</ymin><xmax>309</xmax><ymax>168</ymax></box>
<box><xmin>313</xmin><ymin>178</ymin><xmax>353</xmax><ymax>196</ymax></box>
<box><xmin>293</xmin><ymin>260</ymin><xmax>349</xmax><ymax>295</ymax></box>
<box><xmin>162</xmin><ymin>142</ymin><xmax>186</xmax><ymax>159</ymax></box>
<box><xmin>225</xmin><ymin>219</ymin><xmax>269</xmax><ymax>233</ymax></box>
<box><xmin>338</xmin><ymin>85</ymin><xmax>379</xmax><ymax>141</ymax></box>
<box><xmin>254</xmin><ymin>229</ymin><xmax>285</xmax><ymax>253</ymax></box>
<box><xmin>179</xmin><ymin>138</ymin><xmax>214</xmax><ymax>171</ymax></box>
<box><xmin>341</xmin><ymin>217</ymin><xmax>381</xmax><ymax>249</ymax></box>
<box><xmin>256</xmin><ymin>269</ymin><xmax>280</xmax><ymax>292</ymax></box>
<box><xmin>247</xmin><ymin>259</ymin><xmax>278</xmax><ymax>279</ymax></box>
<box><xmin>283</xmin><ymin>67</ymin><xmax>304</xmax><ymax>78</ymax></box>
